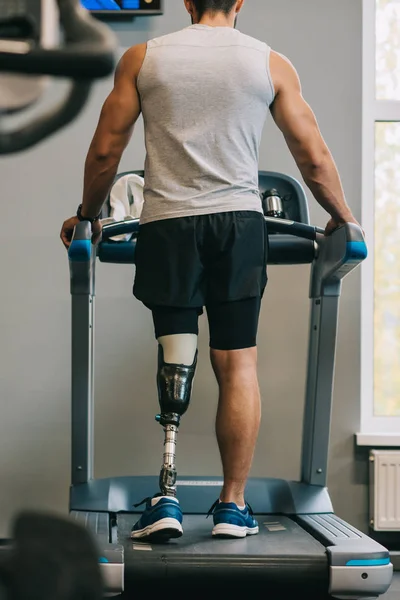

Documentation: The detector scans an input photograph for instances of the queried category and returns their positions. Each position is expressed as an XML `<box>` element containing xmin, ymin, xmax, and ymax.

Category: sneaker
<box><xmin>208</xmin><ymin>500</ymin><xmax>259</xmax><ymax>538</ymax></box>
<box><xmin>131</xmin><ymin>495</ymin><xmax>183</xmax><ymax>542</ymax></box>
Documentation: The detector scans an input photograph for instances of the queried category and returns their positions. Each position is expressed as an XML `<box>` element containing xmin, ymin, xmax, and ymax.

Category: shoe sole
<box><xmin>212</xmin><ymin>524</ymin><xmax>259</xmax><ymax>539</ymax></box>
<box><xmin>131</xmin><ymin>518</ymin><xmax>183</xmax><ymax>542</ymax></box>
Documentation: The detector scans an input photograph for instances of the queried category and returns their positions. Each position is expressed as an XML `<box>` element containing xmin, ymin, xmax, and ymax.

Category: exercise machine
<box><xmin>0</xmin><ymin>0</ymin><xmax>116</xmax><ymax>153</ymax></box>
<box><xmin>68</xmin><ymin>170</ymin><xmax>393</xmax><ymax>598</ymax></box>
<box><xmin>0</xmin><ymin>2</ymin><xmax>116</xmax><ymax>598</ymax></box>
<box><xmin>0</xmin><ymin>512</ymin><xmax>103</xmax><ymax>600</ymax></box>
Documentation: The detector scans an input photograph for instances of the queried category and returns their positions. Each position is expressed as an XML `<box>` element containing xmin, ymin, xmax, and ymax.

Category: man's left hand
<box><xmin>60</xmin><ymin>216</ymin><xmax>103</xmax><ymax>250</ymax></box>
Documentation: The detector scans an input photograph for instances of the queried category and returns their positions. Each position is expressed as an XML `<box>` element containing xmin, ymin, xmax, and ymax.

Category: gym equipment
<box><xmin>0</xmin><ymin>2</ymin><xmax>116</xmax><ymax>596</ymax></box>
<box><xmin>0</xmin><ymin>512</ymin><xmax>103</xmax><ymax>600</ymax></box>
<box><xmin>0</xmin><ymin>0</ymin><xmax>116</xmax><ymax>154</ymax></box>
<box><xmin>68</xmin><ymin>171</ymin><xmax>393</xmax><ymax>598</ymax></box>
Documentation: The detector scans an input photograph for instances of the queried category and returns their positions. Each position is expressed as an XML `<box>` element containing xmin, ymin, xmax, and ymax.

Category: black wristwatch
<box><xmin>76</xmin><ymin>204</ymin><xmax>101</xmax><ymax>224</ymax></box>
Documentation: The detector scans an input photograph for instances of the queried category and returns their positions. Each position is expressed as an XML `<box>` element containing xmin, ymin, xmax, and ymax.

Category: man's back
<box><xmin>138</xmin><ymin>25</ymin><xmax>275</xmax><ymax>224</ymax></box>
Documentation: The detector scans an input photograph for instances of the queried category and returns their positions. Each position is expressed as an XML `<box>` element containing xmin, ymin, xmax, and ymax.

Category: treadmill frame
<box><xmin>68</xmin><ymin>172</ymin><xmax>393</xmax><ymax>599</ymax></box>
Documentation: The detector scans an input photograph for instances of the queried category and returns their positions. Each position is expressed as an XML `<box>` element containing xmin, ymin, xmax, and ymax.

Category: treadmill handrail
<box><xmin>69</xmin><ymin>221</ymin><xmax>92</xmax><ymax>256</ymax></box>
<box><xmin>102</xmin><ymin>219</ymin><xmax>140</xmax><ymax>240</ymax></box>
<box><xmin>68</xmin><ymin>221</ymin><xmax>94</xmax><ymax>296</ymax></box>
<box><xmin>100</xmin><ymin>217</ymin><xmax>325</xmax><ymax>242</ymax></box>
<box><xmin>265</xmin><ymin>217</ymin><xmax>325</xmax><ymax>240</ymax></box>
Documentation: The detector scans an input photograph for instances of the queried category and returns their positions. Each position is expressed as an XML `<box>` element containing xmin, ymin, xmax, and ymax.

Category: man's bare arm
<box><xmin>269</xmin><ymin>52</ymin><xmax>356</xmax><ymax>226</ymax></box>
<box><xmin>81</xmin><ymin>43</ymin><xmax>146</xmax><ymax>219</ymax></box>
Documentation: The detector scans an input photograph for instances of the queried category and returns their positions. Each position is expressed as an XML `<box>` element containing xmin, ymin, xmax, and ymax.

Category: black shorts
<box><xmin>133</xmin><ymin>210</ymin><xmax>268</xmax><ymax>308</ymax></box>
<box><xmin>133</xmin><ymin>210</ymin><xmax>268</xmax><ymax>350</ymax></box>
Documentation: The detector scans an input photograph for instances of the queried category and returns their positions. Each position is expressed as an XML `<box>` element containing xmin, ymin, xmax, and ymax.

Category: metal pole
<box><xmin>159</xmin><ymin>422</ymin><xmax>179</xmax><ymax>497</ymax></box>
<box><xmin>69</xmin><ymin>235</ymin><xmax>96</xmax><ymax>486</ymax></box>
<box><xmin>301</xmin><ymin>291</ymin><xmax>341</xmax><ymax>487</ymax></box>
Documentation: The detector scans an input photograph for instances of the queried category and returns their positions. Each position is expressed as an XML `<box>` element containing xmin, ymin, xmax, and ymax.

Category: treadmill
<box><xmin>68</xmin><ymin>171</ymin><xmax>393</xmax><ymax>599</ymax></box>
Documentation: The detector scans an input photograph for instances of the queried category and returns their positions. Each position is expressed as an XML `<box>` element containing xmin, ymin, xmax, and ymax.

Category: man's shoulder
<box><xmin>120</xmin><ymin>44</ymin><xmax>147</xmax><ymax>77</ymax></box>
<box><xmin>125</xmin><ymin>43</ymin><xmax>147</xmax><ymax>58</ymax></box>
<box><xmin>137</xmin><ymin>28</ymin><xmax>270</xmax><ymax>53</ymax></box>
<box><xmin>235</xmin><ymin>30</ymin><xmax>269</xmax><ymax>53</ymax></box>
<box><xmin>146</xmin><ymin>28</ymin><xmax>189</xmax><ymax>48</ymax></box>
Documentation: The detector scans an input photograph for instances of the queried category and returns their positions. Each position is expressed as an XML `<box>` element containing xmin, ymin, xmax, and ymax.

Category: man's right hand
<box><xmin>324</xmin><ymin>215</ymin><xmax>362</xmax><ymax>237</ymax></box>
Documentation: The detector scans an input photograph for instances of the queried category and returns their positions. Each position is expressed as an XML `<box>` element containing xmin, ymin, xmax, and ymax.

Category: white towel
<box><xmin>102</xmin><ymin>174</ymin><xmax>145</xmax><ymax>242</ymax></box>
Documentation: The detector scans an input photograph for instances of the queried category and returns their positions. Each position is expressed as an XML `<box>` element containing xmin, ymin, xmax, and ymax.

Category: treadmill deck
<box><xmin>118</xmin><ymin>514</ymin><xmax>329</xmax><ymax>590</ymax></box>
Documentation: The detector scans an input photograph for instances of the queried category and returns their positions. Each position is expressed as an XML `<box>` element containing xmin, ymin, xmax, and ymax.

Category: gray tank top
<box><xmin>137</xmin><ymin>25</ymin><xmax>275</xmax><ymax>224</ymax></box>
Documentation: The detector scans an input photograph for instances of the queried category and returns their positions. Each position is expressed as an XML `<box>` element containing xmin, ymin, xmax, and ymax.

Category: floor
<box><xmin>381</xmin><ymin>572</ymin><xmax>399</xmax><ymax>600</ymax></box>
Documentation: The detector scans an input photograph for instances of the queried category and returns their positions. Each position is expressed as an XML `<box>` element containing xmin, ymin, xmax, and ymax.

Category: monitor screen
<box><xmin>81</xmin><ymin>0</ymin><xmax>161</xmax><ymax>12</ymax></box>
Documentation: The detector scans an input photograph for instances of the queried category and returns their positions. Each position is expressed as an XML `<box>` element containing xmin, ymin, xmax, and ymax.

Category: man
<box><xmin>61</xmin><ymin>0</ymin><xmax>360</xmax><ymax>541</ymax></box>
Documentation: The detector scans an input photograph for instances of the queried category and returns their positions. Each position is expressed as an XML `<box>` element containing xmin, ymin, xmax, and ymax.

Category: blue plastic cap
<box><xmin>68</xmin><ymin>239</ymin><xmax>91</xmax><ymax>262</ymax></box>
<box><xmin>344</xmin><ymin>241</ymin><xmax>368</xmax><ymax>264</ymax></box>
<box><xmin>346</xmin><ymin>558</ymin><xmax>390</xmax><ymax>567</ymax></box>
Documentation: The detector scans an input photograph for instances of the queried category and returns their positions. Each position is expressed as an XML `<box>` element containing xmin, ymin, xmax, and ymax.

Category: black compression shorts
<box><xmin>149</xmin><ymin>298</ymin><xmax>262</xmax><ymax>351</ymax></box>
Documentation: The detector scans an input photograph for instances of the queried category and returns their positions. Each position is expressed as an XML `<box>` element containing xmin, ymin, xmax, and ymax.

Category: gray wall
<box><xmin>0</xmin><ymin>0</ymin><xmax>366</xmax><ymax>536</ymax></box>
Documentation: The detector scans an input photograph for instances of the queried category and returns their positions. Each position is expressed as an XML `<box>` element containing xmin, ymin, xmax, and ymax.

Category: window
<box><xmin>376</xmin><ymin>0</ymin><xmax>400</xmax><ymax>100</ymax></box>
<box><xmin>362</xmin><ymin>0</ymin><xmax>400</xmax><ymax>434</ymax></box>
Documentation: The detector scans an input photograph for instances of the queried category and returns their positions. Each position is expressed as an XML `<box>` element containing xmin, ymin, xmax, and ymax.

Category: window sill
<box><xmin>356</xmin><ymin>433</ymin><xmax>400</xmax><ymax>447</ymax></box>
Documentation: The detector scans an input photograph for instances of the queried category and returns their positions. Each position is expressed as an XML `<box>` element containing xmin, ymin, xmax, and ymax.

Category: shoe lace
<box><xmin>133</xmin><ymin>492</ymin><xmax>163</xmax><ymax>509</ymax></box>
<box><xmin>247</xmin><ymin>502</ymin><xmax>255</xmax><ymax>516</ymax></box>
<box><xmin>206</xmin><ymin>499</ymin><xmax>219</xmax><ymax>518</ymax></box>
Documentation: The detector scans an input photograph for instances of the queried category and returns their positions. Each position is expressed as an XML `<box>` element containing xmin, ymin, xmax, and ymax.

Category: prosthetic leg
<box><xmin>155</xmin><ymin>343</ymin><xmax>197</xmax><ymax>497</ymax></box>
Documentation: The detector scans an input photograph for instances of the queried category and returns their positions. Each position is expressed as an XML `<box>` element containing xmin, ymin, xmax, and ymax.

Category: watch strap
<box><xmin>76</xmin><ymin>204</ymin><xmax>101</xmax><ymax>223</ymax></box>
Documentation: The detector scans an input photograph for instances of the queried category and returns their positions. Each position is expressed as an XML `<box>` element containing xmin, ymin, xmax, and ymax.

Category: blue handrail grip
<box><xmin>344</xmin><ymin>240</ymin><xmax>368</xmax><ymax>263</ymax></box>
<box><xmin>345</xmin><ymin>558</ymin><xmax>391</xmax><ymax>567</ymax></box>
<box><xmin>68</xmin><ymin>239</ymin><xmax>92</xmax><ymax>262</ymax></box>
<box><xmin>97</xmin><ymin>241</ymin><xmax>136</xmax><ymax>264</ymax></box>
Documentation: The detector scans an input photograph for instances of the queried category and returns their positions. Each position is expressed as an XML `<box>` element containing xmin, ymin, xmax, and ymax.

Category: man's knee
<box><xmin>210</xmin><ymin>347</ymin><xmax>258</xmax><ymax>384</ymax></box>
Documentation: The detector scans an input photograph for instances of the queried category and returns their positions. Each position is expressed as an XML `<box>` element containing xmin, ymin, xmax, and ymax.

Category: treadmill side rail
<box><xmin>69</xmin><ymin>223</ymin><xmax>96</xmax><ymax>486</ymax></box>
<box><xmin>302</xmin><ymin>224</ymin><xmax>367</xmax><ymax>488</ymax></box>
<box><xmin>297</xmin><ymin>514</ymin><xmax>393</xmax><ymax>598</ymax></box>
<box><xmin>100</xmin><ymin>560</ymin><xmax>125</xmax><ymax>597</ymax></box>
<box><xmin>70</xmin><ymin>510</ymin><xmax>124</xmax><ymax>596</ymax></box>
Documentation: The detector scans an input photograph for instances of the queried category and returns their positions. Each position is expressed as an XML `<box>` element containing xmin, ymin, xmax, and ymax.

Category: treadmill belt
<box><xmin>118</xmin><ymin>514</ymin><xmax>329</xmax><ymax>593</ymax></box>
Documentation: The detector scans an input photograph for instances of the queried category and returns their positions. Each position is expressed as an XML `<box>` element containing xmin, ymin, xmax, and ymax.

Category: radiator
<box><xmin>369</xmin><ymin>450</ymin><xmax>400</xmax><ymax>531</ymax></box>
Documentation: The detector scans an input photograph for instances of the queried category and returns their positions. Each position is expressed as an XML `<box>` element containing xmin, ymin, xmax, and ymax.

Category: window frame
<box><xmin>361</xmin><ymin>0</ymin><xmax>400</xmax><ymax>434</ymax></box>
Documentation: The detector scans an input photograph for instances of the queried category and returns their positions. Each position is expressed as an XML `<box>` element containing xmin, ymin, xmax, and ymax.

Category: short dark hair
<box><xmin>192</xmin><ymin>0</ymin><xmax>237</xmax><ymax>18</ymax></box>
